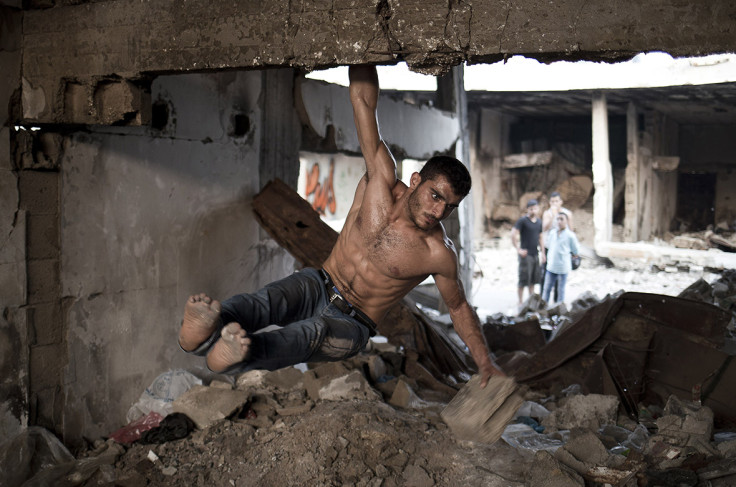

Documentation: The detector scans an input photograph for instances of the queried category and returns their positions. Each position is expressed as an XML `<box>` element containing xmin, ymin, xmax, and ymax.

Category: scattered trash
<box><xmin>126</xmin><ymin>369</ymin><xmax>202</xmax><ymax>423</ymax></box>
<box><xmin>108</xmin><ymin>411</ymin><xmax>164</xmax><ymax>445</ymax></box>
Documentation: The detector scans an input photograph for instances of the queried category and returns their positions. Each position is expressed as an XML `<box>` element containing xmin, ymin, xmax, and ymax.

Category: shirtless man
<box><xmin>179</xmin><ymin>65</ymin><xmax>503</xmax><ymax>387</ymax></box>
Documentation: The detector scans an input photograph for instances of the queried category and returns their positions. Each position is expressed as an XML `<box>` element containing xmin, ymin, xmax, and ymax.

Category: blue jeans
<box><xmin>543</xmin><ymin>271</ymin><xmax>568</xmax><ymax>304</ymax></box>
<box><xmin>185</xmin><ymin>268</ymin><xmax>371</xmax><ymax>374</ymax></box>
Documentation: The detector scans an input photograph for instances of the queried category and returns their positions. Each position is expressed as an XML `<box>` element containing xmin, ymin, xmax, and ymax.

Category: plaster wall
<box><xmin>0</xmin><ymin>5</ymin><xmax>28</xmax><ymax>441</ymax></box>
<box><xmin>57</xmin><ymin>71</ymin><xmax>294</xmax><ymax>443</ymax></box>
<box><xmin>298</xmin><ymin>79</ymin><xmax>459</xmax><ymax>160</ymax></box>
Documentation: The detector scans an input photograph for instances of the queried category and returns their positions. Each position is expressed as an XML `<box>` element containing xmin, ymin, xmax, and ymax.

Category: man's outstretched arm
<box><xmin>349</xmin><ymin>65</ymin><xmax>397</xmax><ymax>187</ymax></box>
<box><xmin>435</xmin><ymin>265</ymin><xmax>505</xmax><ymax>387</ymax></box>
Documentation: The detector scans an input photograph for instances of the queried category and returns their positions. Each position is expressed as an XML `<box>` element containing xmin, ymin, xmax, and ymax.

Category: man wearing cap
<box><xmin>510</xmin><ymin>199</ymin><xmax>545</xmax><ymax>306</ymax></box>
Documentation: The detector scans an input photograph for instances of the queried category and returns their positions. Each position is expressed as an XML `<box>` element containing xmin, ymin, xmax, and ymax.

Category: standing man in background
<box><xmin>542</xmin><ymin>212</ymin><xmax>579</xmax><ymax>305</ymax></box>
<box><xmin>541</xmin><ymin>191</ymin><xmax>573</xmax><ymax>300</ymax></box>
<box><xmin>511</xmin><ymin>199</ymin><xmax>545</xmax><ymax>306</ymax></box>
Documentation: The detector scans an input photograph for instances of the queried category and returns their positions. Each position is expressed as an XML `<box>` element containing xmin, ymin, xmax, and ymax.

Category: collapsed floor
<box><xmin>5</xmin><ymin>263</ymin><xmax>736</xmax><ymax>487</ymax></box>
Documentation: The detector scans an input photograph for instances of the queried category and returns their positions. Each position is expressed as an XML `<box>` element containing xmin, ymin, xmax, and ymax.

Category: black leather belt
<box><xmin>319</xmin><ymin>269</ymin><xmax>377</xmax><ymax>336</ymax></box>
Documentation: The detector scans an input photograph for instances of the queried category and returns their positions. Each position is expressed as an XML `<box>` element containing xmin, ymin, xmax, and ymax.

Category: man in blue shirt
<box><xmin>542</xmin><ymin>212</ymin><xmax>579</xmax><ymax>305</ymax></box>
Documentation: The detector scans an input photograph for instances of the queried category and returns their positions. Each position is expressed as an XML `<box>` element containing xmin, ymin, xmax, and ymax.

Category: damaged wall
<box><xmin>57</xmin><ymin>71</ymin><xmax>296</xmax><ymax>444</ymax></box>
<box><xmin>679</xmin><ymin>124</ymin><xmax>736</xmax><ymax>227</ymax></box>
<box><xmin>471</xmin><ymin>108</ymin><xmax>512</xmax><ymax>238</ymax></box>
<box><xmin>625</xmin><ymin>108</ymin><xmax>679</xmax><ymax>241</ymax></box>
<box><xmin>4</xmin><ymin>69</ymin><xmax>298</xmax><ymax>445</ymax></box>
<box><xmin>0</xmin><ymin>4</ymin><xmax>27</xmax><ymax>441</ymax></box>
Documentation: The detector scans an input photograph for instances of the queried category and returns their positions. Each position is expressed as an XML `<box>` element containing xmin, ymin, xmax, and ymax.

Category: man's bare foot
<box><xmin>179</xmin><ymin>293</ymin><xmax>222</xmax><ymax>352</ymax></box>
<box><xmin>206</xmin><ymin>322</ymin><xmax>251</xmax><ymax>372</ymax></box>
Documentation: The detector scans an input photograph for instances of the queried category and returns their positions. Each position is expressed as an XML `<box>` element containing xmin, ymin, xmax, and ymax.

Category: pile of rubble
<box><xmin>5</xmin><ymin>270</ymin><xmax>736</xmax><ymax>486</ymax></box>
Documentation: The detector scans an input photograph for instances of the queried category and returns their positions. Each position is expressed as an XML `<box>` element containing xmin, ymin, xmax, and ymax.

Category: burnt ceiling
<box><xmin>466</xmin><ymin>82</ymin><xmax>736</xmax><ymax>125</ymax></box>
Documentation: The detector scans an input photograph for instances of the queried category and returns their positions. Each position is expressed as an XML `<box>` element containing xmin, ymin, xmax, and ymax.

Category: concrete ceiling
<box><xmin>17</xmin><ymin>0</ymin><xmax>736</xmax><ymax>125</ymax></box>
<box><xmin>466</xmin><ymin>82</ymin><xmax>736</xmax><ymax>124</ymax></box>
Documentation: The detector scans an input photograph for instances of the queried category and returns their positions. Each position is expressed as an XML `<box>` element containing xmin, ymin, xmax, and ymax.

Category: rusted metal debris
<box><xmin>497</xmin><ymin>292</ymin><xmax>735</xmax><ymax>425</ymax></box>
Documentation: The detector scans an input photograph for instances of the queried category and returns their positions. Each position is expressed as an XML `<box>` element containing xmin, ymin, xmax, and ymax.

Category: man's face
<box><xmin>527</xmin><ymin>204</ymin><xmax>539</xmax><ymax>219</ymax></box>
<box><xmin>550</xmin><ymin>195</ymin><xmax>563</xmax><ymax>210</ymax></box>
<box><xmin>408</xmin><ymin>173</ymin><xmax>462</xmax><ymax>231</ymax></box>
<box><xmin>557</xmin><ymin>214</ymin><xmax>568</xmax><ymax>230</ymax></box>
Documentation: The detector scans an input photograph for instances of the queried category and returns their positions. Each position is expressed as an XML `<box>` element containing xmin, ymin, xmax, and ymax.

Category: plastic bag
<box><xmin>0</xmin><ymin>427</ymin><xmax>74</xmax><ymax>487</ymax></box>
<box><xmin>514</xmin><ymin>400</ymin><xmax>551</xmax><ymax>420</ymax></box>
<box><xmin>501</xmin><ymin>423</ymin><xmax>569</xmax><ymax>452</ymax></box>
<box><xmin>126</xmin><ymin>369</ymin><xmax>201</xmax><ymax>423</ymax></box>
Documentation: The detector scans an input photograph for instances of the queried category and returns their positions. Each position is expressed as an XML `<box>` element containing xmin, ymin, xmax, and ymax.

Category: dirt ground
<box><xmin>109</xmin><ymin>399</ymin><xmax>531</xmax><ymax>487</ymax></box>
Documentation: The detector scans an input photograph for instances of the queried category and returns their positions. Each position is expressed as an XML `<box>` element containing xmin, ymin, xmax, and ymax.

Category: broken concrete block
<box><xmin>346</xmin><ymin>353</ymin><xmax>389</xmax><ymax>382</ymax></box>
<box><xmin>557</xmin><ymin>430</ymin><xmax>612</xmax><ymax>469</ymax></box>
<box><xmin>316</xmin><ymin>370</ymin><xmax>382</xmax><ymax>402</ymax></box>
<box><xmin>209</xmin><ymin>380</ymin><xmax>233</xmax><ymax>389</ymax></box>
<box><xmin>172</xmin><ymin>385</ymin><xmax>249</xmax><ymax>429</ymax></box>
<box><xmin>672</xmin><ymin>235</ymin><xmax>709</xmax><ymax>250</ymax></box>
<box><xmin>660</xmin><ymin>395</ymin><xmax>714</xmax><ymax>439</ymax></box>
<box><xmin>541</xmin><ymin>394</ymin><xmax>619</xmax><ymax>431</ymax></box>
<box><xmin>527</xmin><ymin>450</ymin><xmax>584</xmax><ymax>487</ymax></box>
<box><xmin>235</xmin><ymin>370</ymin><xmax>268</xmax><ymax>390</ymax></box>
<box><xmin>264</xmin><ymin>366</ymin><xmax>304</xmax><ymax>391</ymax></box>
<box><xmin>718</xmin><ymin>440</ymin><xmax>736</xmax><ymax>458</ymax></box>
<box><xmin>374</xmin><ymin>376</ymin><xmax>400</xmax><ymax>398</ymax></box>
<box><xmin>388</xmin><ymin>379</ymin><xmax>428</xmax><ymax>409</ymax></box>
<box><xmin>303</xmin><ymin>362</ymin><xmax>352</xmax><ymax>401</ymax></box>
<box><xmin>441</xmin><ymin>374</ymin><xmax>524</xmax><ymax>444</ymax></box>
<box><xmin>554</xmin><ymin>431</ymin><xmax>642</xmax><ymax>485</ymax></box>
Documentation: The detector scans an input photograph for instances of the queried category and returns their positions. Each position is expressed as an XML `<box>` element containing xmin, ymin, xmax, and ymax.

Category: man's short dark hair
<box><xmin>550</xmin><ymin>191</ymin><xmax>561</xmax><ymax>198</ymax></box>
<box><xmin>419</xmin><ymin>155</ymin><xmax>471</xmax><ymax>198</ymax></box>
<box><xmin>527</xmin><ymin>199</ymin><xmax>538</xmax><ymax>208</ymax></box>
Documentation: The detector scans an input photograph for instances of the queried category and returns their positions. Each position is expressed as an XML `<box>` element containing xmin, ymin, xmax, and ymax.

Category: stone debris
<box><xmin>6</xmin><ymin>270</ymin><xmax>736</xmax><ymax>485</ymax></box>
<box><xmin>542</xmin><ymin>394</ymin><xmax>620</xmax><ymax>432</ymax></box>
<box><xmin>441</xmin><ymin>374</ymin><xmax>524</xmax><ymax>443</ymax></box>
<box><xmin>172</xmin><ymin>385</ymin><xmax>249</xmax><ymax>429</ymax></box>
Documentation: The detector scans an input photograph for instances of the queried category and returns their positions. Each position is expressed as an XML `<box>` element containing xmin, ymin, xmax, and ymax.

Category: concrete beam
<box><xmin>20</xmin><ymin>0</ymin><xmax>736</xmax><ymax>124</ymax></box>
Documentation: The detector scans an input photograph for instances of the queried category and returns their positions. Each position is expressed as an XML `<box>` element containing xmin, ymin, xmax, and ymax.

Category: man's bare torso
<box><xmin>322</xmin><ymin>177</ymin><xmax>453</xmax><ymax>324</ymax></box>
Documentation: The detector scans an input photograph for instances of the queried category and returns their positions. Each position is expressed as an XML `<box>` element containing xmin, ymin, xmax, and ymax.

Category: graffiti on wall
<box><xmin>305</xmin><ymin>158</ymin><xmax>336</xmax><ymax>215</ymax></box>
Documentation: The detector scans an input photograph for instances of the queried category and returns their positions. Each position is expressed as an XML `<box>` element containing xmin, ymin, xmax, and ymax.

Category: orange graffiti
<box><xmin>305</xmin><ymin>159</ymin><xmax>336</xmax><ymax>215</ymax></box>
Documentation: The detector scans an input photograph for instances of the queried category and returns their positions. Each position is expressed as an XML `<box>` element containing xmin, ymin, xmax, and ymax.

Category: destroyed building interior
<box><xmin>2</xmin><ymin>1</ymin><xmax>736</xmax><ymax>486</ymax></box>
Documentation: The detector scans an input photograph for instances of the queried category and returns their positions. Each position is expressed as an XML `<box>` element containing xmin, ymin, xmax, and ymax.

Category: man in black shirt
<box><xmin>510</xmin><ymin>199</ymin><xmax>545</xmax><ymax>306</ymax></box>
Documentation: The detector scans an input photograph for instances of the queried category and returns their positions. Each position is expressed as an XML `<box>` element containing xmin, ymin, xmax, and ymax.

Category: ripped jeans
<box><xmin>184</xmin><ymin>268</ymin><xmax>372</xmax><ymax>374</ymax></box>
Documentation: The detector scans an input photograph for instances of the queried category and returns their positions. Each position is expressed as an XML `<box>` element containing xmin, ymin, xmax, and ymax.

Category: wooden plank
<box><xmin>501</xmin><ymin>151</ymin><xmax>553</xmax><ymax>169</ymax></box>
<box><xmin>252</xmin><ymin>178</ymin><xmax>338</xmax><ymax>268</ymax></box>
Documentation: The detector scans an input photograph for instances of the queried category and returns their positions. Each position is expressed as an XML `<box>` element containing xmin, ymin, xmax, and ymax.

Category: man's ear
<box><xmin>409</xmin><ymin>172</ymin><xmax>422</xmax><ymax>188</ymax></box>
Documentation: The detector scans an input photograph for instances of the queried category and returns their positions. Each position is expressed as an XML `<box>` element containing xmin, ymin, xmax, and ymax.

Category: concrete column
<box><xmin>592</xmin><ymin>93</ymin><xmax>613</xmax><ymax>250</ymax></box>
<box><xmin>437</xmin><ymin>65</ymin><xmax>473</xmax><ymax>299</ymax></box>
<box><xmin>624</xmin><ymin>102</ymin><xmax>640</xmax><ymax>242</ymax></box>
